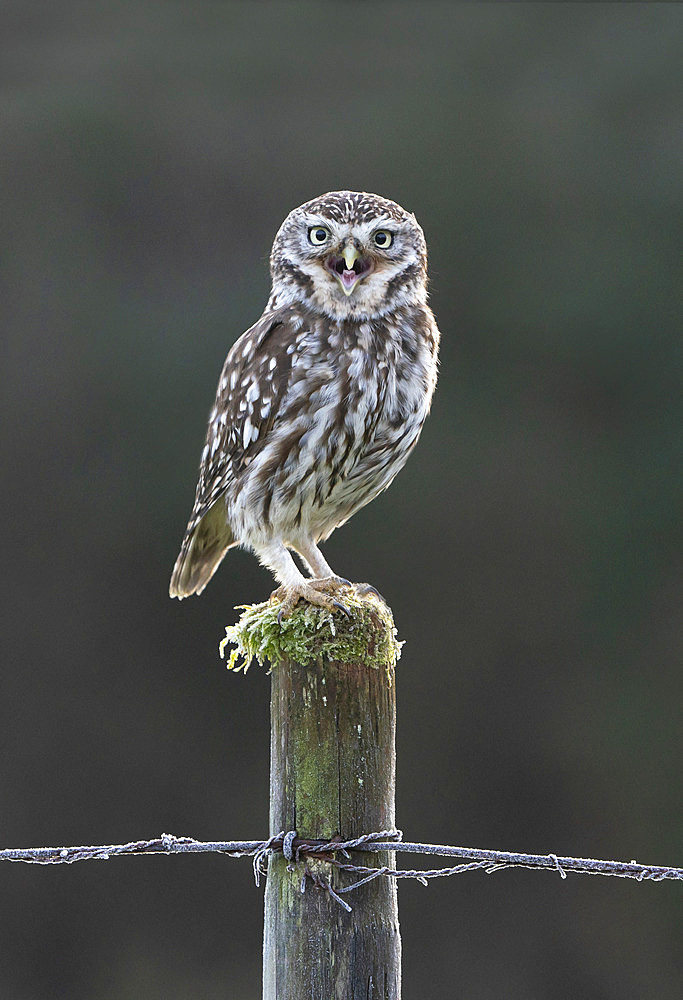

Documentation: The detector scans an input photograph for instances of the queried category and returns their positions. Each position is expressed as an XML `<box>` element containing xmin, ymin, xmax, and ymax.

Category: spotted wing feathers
<box><xmin>169</xmin><ymin>308</ymin><xmax>297</xmax><ymax>599</ymax></box>
<box><xmin>169</xmin><ymin>497</ymin><xmax>235</xmax><ymax>599</ymax></box>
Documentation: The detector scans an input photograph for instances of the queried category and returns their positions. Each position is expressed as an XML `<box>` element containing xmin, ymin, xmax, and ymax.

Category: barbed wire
<box><xmin>2</xmin><ymin>829</ymin><xmax>681</xmax><ymax>911</ymax></box>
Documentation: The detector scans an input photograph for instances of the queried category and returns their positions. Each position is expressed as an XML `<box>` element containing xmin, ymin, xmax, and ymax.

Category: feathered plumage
<box><xmin>170</xmin><ymin>191</ymin><xmax>440</xmax><ymax>613</ymax></box>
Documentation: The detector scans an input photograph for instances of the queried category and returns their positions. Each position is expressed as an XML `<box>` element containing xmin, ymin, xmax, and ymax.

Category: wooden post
<box><xmin>221</xmin><ymin>595</ymin><xmax>402</xmax><ymax>999</ymax></box>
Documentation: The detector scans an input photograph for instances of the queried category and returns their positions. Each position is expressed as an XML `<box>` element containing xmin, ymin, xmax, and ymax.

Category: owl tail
<box><xmin>169</xmin><ymin>500</ymin><xmax>235</xmax><ymax>599</ymax></box>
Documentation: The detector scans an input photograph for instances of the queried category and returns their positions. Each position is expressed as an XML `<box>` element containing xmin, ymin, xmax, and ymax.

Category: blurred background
<box><xmin>1</xmin><ymin>3</ymin><xmax>681</xmax><ymax>997</ymax></box>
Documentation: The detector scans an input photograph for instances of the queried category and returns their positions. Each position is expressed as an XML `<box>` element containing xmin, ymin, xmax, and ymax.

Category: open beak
<box><xmin>325</xmin><ymin>242</ymin><xmax>374</xmax><ymax>296</ymax></box>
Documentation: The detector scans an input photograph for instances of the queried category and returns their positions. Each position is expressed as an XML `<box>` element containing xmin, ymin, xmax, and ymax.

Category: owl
<box><xmin>170</xmin><ymin>191</ymin><xmax>440</xmax><ymax>617</ymax></box>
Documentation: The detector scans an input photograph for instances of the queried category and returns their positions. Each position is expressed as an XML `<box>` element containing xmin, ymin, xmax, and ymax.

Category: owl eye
<box><xmin>308</xmin><ymin>226</ymin><xmax>330</xmax><ymax>245</ymax></box>
<box><xmin>373</xmin><ymin>229</ymin><xmax>393</xmax><ymax>249</ymax></box>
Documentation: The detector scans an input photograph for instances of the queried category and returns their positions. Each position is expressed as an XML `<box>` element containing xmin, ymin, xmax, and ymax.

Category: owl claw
<box><xmin>353</xmin><ymin>582</ymin><xmax>387</xmax><ymax>605</ymax></box>
<box><xmin>271</xmin><ymin>577</ymin><xmax>353</xmax><ymax>621</ymax></box>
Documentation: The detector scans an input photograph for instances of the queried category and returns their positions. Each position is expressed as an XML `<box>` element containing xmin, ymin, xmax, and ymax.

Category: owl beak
<box><xmin>342</xmin><ymin>244</ymin><xmax>360</xmax><ymax>269</ymax></box>
<box><xmin>325</xmin><ymin>243</ymin><xmax>374</xmax><ymax>296</ymax></box>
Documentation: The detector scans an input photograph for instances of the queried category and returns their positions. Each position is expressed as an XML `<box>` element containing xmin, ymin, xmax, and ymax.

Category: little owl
<box><xmin>170</xmin><ymin>191</ymin><xmax>440</xmax><ymax>616</ymax></box>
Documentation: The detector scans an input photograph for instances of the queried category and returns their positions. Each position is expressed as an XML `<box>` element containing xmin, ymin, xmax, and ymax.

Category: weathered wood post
<box><xmin>222</xmin><ymin>593</ymin><xmax>402</xmax><ymax>999</ymax></box>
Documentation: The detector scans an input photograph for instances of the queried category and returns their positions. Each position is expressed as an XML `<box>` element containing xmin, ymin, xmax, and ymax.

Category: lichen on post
<box><xmin>221</xmin><ymin>592</ymin><xmax>403</xmax><ymax>1000</ymax></box>
<box><xmin>220</xmin><ymin>590</ymin><xmax>402</xmax><ymax>677</ymax></box>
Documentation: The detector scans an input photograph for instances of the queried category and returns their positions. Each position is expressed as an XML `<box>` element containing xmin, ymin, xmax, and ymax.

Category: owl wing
<box><xmin>169</xmin><ymin>306</ymin><xmax>300</xmax><ymax>598</ymax></box>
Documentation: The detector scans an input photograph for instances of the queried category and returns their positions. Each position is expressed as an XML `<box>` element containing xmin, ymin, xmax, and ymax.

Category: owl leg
<box><xmin>292</xmin><ymin>538</ymin><xmax>386</xmax><ymax>606</ymax></box>
<box><xmin>254</xmin><ymin>540</ymin><xmax>351</xmax><ymax>620</ymax></box>
<box><xmin>289</xmin><ymin>538</ymin><xmax>349</xmax><ymax>583</ymax></box>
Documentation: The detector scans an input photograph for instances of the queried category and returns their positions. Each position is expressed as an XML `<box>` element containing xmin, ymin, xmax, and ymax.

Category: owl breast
<box><xmin>226</xmin><ymin>304</ymin><xmax>438</xmax><ymax>548</ymax></box>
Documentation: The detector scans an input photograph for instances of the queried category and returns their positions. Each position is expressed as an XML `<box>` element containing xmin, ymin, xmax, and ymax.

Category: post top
<box><xmin>220</xmin><ymin>592</ymin><xmax>401</xmax><ymax>677</ymax></box>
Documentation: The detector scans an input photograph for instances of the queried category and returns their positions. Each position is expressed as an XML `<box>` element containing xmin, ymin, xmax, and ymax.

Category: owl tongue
<box><xmin>341</xmin><ymin>268</ymin><xmax>359</xmax><ymax>291</ymax></box>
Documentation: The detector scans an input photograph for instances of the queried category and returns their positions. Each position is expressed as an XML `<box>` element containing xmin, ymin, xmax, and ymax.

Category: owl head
<box><xmin>269</xmin><ymin>191</ymin><xmax>429</xmax><ymax>320</ymax></box>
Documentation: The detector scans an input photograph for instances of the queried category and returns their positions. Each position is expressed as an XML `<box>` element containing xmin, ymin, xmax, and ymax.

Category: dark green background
<box><xmin>1</xmin><ymin>3</ymin><xmax>681</xmax><ymax>997</ymax></box>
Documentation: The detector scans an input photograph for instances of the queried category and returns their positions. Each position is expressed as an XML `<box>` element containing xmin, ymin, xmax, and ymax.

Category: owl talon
<box><xmin>271</xmin><ymin>578</ymin><xmax>353</xmax><ymax>621</ymax></box>
<box><xmin>353</xmin><ymin>582</ymin><xmax>387</xmax><ymax>605</ymax></box>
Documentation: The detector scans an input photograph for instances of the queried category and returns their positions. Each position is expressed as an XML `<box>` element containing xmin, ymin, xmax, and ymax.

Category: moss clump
<box><xmin>219</xmin><ymin>591</ymin><xmax>402</xmax><ymax>677</ymax></box>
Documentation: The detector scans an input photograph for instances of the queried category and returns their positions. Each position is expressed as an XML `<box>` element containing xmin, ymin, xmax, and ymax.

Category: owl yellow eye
<box><xmin>308</xmin><ymin>226</ymin><xmax>330</xmax><ymax>245</ymax></box>
<box><xmin>373</xmin><ymin>229</ymin><xmax>393</xmax><ymax>249</ymax></box>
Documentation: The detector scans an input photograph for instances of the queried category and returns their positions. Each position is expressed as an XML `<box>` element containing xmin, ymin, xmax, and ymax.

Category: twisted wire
<box><xmin>2</xmin><ymin>828</ymin><xmax>680</xmax><ymax>912</ymax></box>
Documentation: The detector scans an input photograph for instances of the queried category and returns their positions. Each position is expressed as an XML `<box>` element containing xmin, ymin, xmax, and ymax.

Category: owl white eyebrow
<box><xmin>304</xmin><ymin>215</ymin><xmax>336</xmax><ymax>229</ymax></box>
<box><xmin>350</xmin><ymin>219</ymin><xmax>402</xmax><ymax>241</ymax></box>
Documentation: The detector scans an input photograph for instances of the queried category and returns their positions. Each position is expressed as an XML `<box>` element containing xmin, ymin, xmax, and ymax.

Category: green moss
<box><xmin>219</xmin><ymin>591</ymin><xmax>402</xmax><ymax>677</ymax></box>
